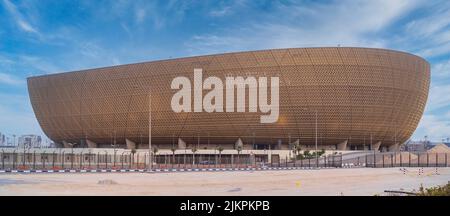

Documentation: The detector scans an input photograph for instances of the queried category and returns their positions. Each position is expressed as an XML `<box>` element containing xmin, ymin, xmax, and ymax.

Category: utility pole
<box><xmin>131</xmin><ymin>85</ymin><xmax>152</xmax><ymax>171</ymax></box>
<box><xmin>148</xmin><ymin>90</ymin><xmax>152</xmax><ymax>171</ymax></box>
<box><xmin>315</xmin><ymin>109</ymin><xmax>318</xmax><ymax>166</ymax></box>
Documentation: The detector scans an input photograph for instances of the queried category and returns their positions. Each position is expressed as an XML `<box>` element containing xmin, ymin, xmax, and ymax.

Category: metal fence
<box><xmin>0</xmin><ymin>151</ymin><xmax>448</xmax><ymax>171</ymax></box>
<box><xmin>345</xmin><ymin>152</ymin><xmax>450</xmax><ymax>168</ymax></box>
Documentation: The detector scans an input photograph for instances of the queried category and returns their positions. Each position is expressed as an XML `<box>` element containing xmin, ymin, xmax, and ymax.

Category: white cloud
<box><xmin>0</xmin><ymin>73</ymin><xmax>24</xmax><ymax>85</ymax></box>
<box><xmin>432</xmin><ymin>59</ymin><xmax>450</xmax><ymax>78</ymax></box>
<box><xmin>185</xmin><ymin>0</ymin><xmax>423</xmax><ymax>55</ymax></box>
<box><xmin>426</xmin><ymin>84</ymin><xmax>450</xmax><ymax>111</ymax></box>
<box><xmin>17</xmin><ymin>19</ymin><xmax>38</xmax><ymax>33</ymax></box>
<box><xmin>18</xmin><ymin>55</ymin><xmax>62</xmax><ymax>75</ymax></box>
<box><xmin>401</xmin><ymin>1</ymin><xmax>450</xmax><ymax>57</ymax></box>
<box><xmin>209</xmin><ymin>6</ymin><xmax>232</xmax><ymax>17</ymax></box>
<box><xmin>405</xmin><ymin>5</ymin><xmax>450</xmax><ymax>38</ymax></box>
<box><xmin>413</xmin><ymin>114</ymin><xmax>450</xmax><ymax>141</ymax></box>
<box><xmin>135</xmin><ymin>8</ymin><xmax>147</xmax><ymax>23</ymax></box>
<box><xmin>2</xmin><ymin>0</ymin><xmax>39</xmax><ymax>34</ymax></box>
<box><xmin>0</xmin><ymin>93</ymin><xmax>45</xmax><ymax>137</ymax></box>
<box><xmin>417</xmin><ymin>42</ymin><xmax>450</xmax><ymax>58</ymax></box>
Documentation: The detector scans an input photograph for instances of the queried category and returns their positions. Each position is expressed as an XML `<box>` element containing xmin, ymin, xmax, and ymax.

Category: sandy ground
<box><xmin>0</xmin><ymin>168</ymin><xmax>449</xmax><ymax>196</ymax></box>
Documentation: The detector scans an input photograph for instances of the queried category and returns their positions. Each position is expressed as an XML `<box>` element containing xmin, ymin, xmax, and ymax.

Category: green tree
<box><xmin>303</xmin><ymin>150</ymin><xmax>311</xmax><ymax>159</ymax></box>
<box><xmin>191</xmin><ymin>146</ymin><xmax>197</xmax><ymax>165</ymax></box>
<box><xmin>152</xmin><ymin>147</ymin><xmax>158</xmax><ymax>164</ymax></box>
<box><xmin>236</xmin><ymin>146</ymin><xmax>242</xmax><ymax>165</ymax></box>
<box><xmin>217</xmin><ymin>146</ymin><xmax>224</xmax><ymax>165</ymax></box>
<box><xmin>170</xmin><ymin>147</ymin><xmax>177</xmax><ymax>164</ymax></box>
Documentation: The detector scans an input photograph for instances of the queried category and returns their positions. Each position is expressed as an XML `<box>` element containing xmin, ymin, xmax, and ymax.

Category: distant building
<box><xmin>404</xmin><ymin>140</ymin><xmax>431</xmax><ymax>152</ymax></box>
<box><xmin>18</xmin><ymin>135</ymin><xmax>42</xmax><ymax>148</ymax></box>
<box><xmin>0</xmin><ymin>132</ymin><xmax>6</xmax><ymax>146</ymax></box>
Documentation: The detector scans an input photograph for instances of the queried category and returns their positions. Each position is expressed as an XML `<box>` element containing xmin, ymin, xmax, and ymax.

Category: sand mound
<box><xmin>97</xmin><ymin>179</ymin><xmax>118</xmax><ymax>185</ymax></box>
<box><xmin>374</xmin><ymin>152</ymin><xmax>418</xmax><ymax>164</ymax></box>
<box><xmin>395</xmin><ymin>152</ymin><xmax>418</xmax><ymax>160</ymax></box>
<box><xmin>427</xmin><ymin>144</ymin><xmax>450</xmax><ymax>153</ymax></box>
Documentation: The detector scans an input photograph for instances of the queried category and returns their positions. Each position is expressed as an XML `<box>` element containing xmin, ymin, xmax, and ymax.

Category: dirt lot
<box><xmin>0</xmin><ymin>167</ymin><xmax>449</xmax><ymax>196</ymax></box>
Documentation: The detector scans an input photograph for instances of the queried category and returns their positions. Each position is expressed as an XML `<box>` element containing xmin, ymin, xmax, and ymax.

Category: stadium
<box><xmin>27</xmin><ymin>47</ymin><xmax>430</xmax><ymax>151</ymax></box>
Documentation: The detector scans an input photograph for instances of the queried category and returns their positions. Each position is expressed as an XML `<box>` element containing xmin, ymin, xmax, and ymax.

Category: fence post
<box><xmin>32</xmin><ymin>151</ymin><xmax>36</xmax><ymax>170</ymax></box>
<box><xmin>365</xmin><ymin>154</ymin><xmax>367</xmax><ymax>167</ymax></box>
<box><xmin>382</xmin><ymin>154</ymin><xmax>385</xmax><ymax>168</ymax></box>
<box><xmin>325</xmin><ymin>155</ymin><xmax>327</xmax><ymax>168</ymax></box>
<box><xmin>390</xmin><ymin>154</ymin><xmax>393</xmax><ymax>168</ymax></box>
<box><xmin>23</xmin><ymin>151</ymin><xmax>26</xmax><ymax>168</ymax></box>
<box><xmin>373</xmin><ymin>151</ymin><xmax>376</xmax><ymax>168</ymax></box>
<box><xmin>96</xmin><ymin>152</ymin><xmax>99</xmax><ymax>170</ymax></box>
<box><xmin>62</xmin><ymin>152</ymin><xmax>65</xmax><ymax>169</ymax></box>
<box><xmin>52</xmin><ymin>152</ymin><xmax>56</xmax><ymax>169</ymax></box>
<box><xmin>113</xmin><ymin>151</ymin><xmax>116</xmax><ymax>168</ymax></box>
<box><xmin>71</xmin><ymin>152</ymin><xmax>74</xmax><ymax>169</ymax></box>
<box><xmin>427</xmin><ymin>153</ymin><xmax>429</xmax><ymax>167</ymax></box>
<box><xmin>418</xmin><ymin>152</ymin><xmax>420</xmax><ymax>167</ymax></box>
<box><xmin>43</xmin><ymin>152</ymin><xmax>46</xmax><ymax>170</ymax></box>
<box><xmin>121</xmin><ymin>152</ymin><xmax>125</xmax><ymax>169</ymax></box>
<box><xmin>1</xmin><ymin>151</ymin><xmax>4</xmax><ymax>170</ymax></box>
<box><xmin>408</xmin><ymin>152</ymin><xmax>411</xmax><ymax>167</ymax></box>
<box><xmin>105</xmin><ymin>152</ymin><xmax>108</xmax><ymax>169</ymax></box>
<box><xmin>400</xmin><ymin>153</ymin><xmax>402</xmax><ymax>167</ymax></box>
<box><xmin>136</xmin><ymin>153</ymin><xmax>139</xmax><ymax>170</ymax></box>
<box><xmin>446</xmin><ymin>153</ymin><xmax>448</xmax><ymax>167</ymax></box>
<box><xmin>143</xmin><ymin>153</ymin><xmax>147</xmax><ymax>170</ymax></box>
<box><xmin>131</xmin><ymin>153</ymin><xmax>134</xmax><ymax>169</ymax></box>
<box><xmin>80</xmin><ymin>152</ymin><xmax>83</xmax><ymax>169</ymax></box>
<box><xmin>436</xmin><ymin>153</ymin><xmax>438</xmax><ymax>167</ymax></box>
<box><xmin>315</xmin><ymin>156</ymin><xmax>318</xmax><ymax>168</ymax></box>
<box><xmin>13</xmin><ymin>151</ymin><xmax>16</xmax><ymax>169</ymax></box>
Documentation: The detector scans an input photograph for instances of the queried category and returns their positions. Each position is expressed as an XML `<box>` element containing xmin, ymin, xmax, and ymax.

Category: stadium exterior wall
<box><xmin>27</xmin><ymin>47</ymin><xmax>430</xmax><ymax>151</ymax></box>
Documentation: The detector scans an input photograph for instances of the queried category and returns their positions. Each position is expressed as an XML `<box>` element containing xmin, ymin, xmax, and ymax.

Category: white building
<box><xmin>0</xmin><ymin>132</ymin><xmax>6</xmax><ymax>146</ymax></box>
<box><xmin>18</xmin><ymin>134</ymin><xmax>42</xmax><ymax>148</ymax></box>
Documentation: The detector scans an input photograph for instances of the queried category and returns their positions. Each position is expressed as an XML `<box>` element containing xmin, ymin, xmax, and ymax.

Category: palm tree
<box><xmin>152</xmin><ymin>147</ymin><xmax>158</xmax><ymax>165</ymax></box>
<box><xmin>292</xmin><ymin>146</ymin><xmax>298</xmax><ymax>164</ymax></box>
<box><xmin>191</xmin><ymin>146</ymin><xmax>197</xmax><ymax>165</ymax></box>
<box><xmin>170</xmin><ymin>147</ymin><xmax>177</xmax><ymax>165</ymax></box>
<box><xmin>217</xmin><ymin>146</ymin><xmax>224</xmax><ymax>166</ymax></box>
<box><xmin>236</xmin><ymin>146</ymin><xmax>242</xmax><ymax>166</ymax></box>
<box><xmin>131</xmin><ymin>148</ymin><xmax>136</xmax><ymax>168</ymax></box>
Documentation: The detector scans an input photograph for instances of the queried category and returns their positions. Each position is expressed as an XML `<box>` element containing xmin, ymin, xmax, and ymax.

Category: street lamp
<box><xmin>303</xmin><ymin>108</ymin><xmax>318</xmax><ymax>167</ymax></box>
<box><xmin>132</xmin><ymin>85</ymin><xmax>152</xmax><ymax>171</ymax></box>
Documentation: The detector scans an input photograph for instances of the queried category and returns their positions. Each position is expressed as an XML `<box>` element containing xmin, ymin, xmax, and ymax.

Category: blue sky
<box><xmin>0</xmin><ymin>0</ymin><xmax>449</xmax><ymax>142</ymax></box>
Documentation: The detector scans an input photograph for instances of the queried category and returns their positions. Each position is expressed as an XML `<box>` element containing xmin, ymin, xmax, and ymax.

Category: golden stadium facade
<box><xmin>27</xmin><ymin>47</ymin><xmax>430</xmax><ymax>151</ymax></box>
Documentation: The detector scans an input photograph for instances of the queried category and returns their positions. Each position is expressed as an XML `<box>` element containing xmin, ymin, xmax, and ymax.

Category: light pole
<box><xmin>148</xmin><ymin>89</ymin><xmax>152</xmax><ymax>171</ymax></box>
<box><xmin>111</xmin><ymin>131</ymin><xmax>117</xmax><ymax>168</ymax></box>
<box><xmin>132</xmin><ymin>85</ymin><xmax>152</xmax><ymax>171</ymax></box>
<box><xmin>303</xmin><ymin>108</ymin><xmax>318</xmax><ymax>166</ymax></box>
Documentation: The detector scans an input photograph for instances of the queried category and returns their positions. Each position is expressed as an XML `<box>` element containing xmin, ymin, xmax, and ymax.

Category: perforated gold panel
<box><xmin>27</xmin><ymin>47</ymin><xmax>430</xmax><ymax>149</ymax></box>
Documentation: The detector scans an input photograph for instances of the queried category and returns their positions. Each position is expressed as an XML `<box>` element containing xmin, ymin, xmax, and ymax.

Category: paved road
<box><xmin>0</xmin><ymin>167</ymin><xmax>448</xmax><ymax>195</ymax></box>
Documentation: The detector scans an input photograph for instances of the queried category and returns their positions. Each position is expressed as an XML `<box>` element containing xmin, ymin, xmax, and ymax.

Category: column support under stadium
<box><xmin>372</xmin><ymin>141</ymin><xmax>381</xmax><ymax>152</ymax></box>
<box><xmin>178</xmin><ymin>138</ymin><xmax>186</xmax><ymax>149</ymax></box>
<box><xmin>337</xmin><ymin>140</ymin><xmax>348</xmax><ymax>150</ymax></box>
<box><xmin>388</xmin><ymin>143</ymin><xmax>399</xmax><ymax>152</ymax></box>
<box><xmin>62</xmin><ymin>140</ymin><xmax>71</xmax><ymax>148</ymax></box>
<box><xmin>235</xmin><ymin>138</ymin><xmax>244</xmax><ymax>150</ymax></box>
<box><xmin>126</xmin><ymin>139</ymin><xmax>136</xmax><ymax>149</ymax></box>
<box><xmin>86</xmin><ymin>139</ymin><xmax>97</xmax><ymax>148</ymax></box>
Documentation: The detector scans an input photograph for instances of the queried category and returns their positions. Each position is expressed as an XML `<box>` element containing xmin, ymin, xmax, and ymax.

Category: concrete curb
<box><xmin>0</xmin><ymin>166</ymin><xmax>355</xmax><ymax>174</ymax></box>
